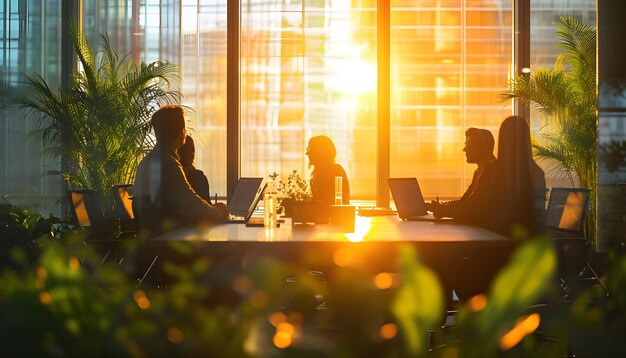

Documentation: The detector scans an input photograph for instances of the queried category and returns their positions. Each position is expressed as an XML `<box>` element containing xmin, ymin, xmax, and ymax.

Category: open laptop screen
<box><xmin>227</xmin><ymin>177</ymin><xmax>264</xmax><ymax>217</ymax></box>
<box><xmin>388</xmin><ymin>178</ymin><xmax>428</xmax><ymax>219</ymax></box>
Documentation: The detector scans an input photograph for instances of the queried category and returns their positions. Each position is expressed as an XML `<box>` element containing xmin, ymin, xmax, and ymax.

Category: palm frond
<box><xmin>19</xmin><ymin>29</ymin><xmax>180</xmax><ymax>220</ymax></box>
<box><xmin>502</xmin><ymin>16</ymin><xmax>597</xmax><ymax>243</ymax></box>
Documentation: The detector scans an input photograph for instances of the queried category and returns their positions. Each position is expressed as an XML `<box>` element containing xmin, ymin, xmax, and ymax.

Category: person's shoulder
<box><xmin>189</xmin><ymin>168</ymin><xmax>208</xmax><ymax>181</ymax></box>
<box><xmin>332</xmin><ymin>163</ymin><xmax>347</xmax><ymax>175</ymax></box>
<box><xmin>477</xmin><ymin>160</ymin><xmax>500</xmax><ymax>181</ymax></box>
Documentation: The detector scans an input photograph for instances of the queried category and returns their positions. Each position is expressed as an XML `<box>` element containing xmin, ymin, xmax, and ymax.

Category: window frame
<box><xmin>225</xmin><ymin>0</ymin><xmax>527</xmax><ymax>207</ymax></box>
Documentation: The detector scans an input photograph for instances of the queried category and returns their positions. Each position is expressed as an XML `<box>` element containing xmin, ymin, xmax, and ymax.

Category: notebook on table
<box><xmin>388</xmin><ymin>177</ymin><xmax>454</xmax><ymax>222</ymax></box>
<box><xmin>226</xmin><ymin>177</ymin><xmax>266</xmax><ymax>223</ymax></box>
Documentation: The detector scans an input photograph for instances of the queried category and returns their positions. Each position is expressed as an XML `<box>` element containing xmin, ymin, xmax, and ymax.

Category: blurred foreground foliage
<box><xmin>1</xmin><ymin>209</ymin><xmax>625</xmax><ymax>356</ymax></box>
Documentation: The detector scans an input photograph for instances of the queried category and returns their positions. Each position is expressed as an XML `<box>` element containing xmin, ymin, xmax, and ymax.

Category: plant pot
<box><xmin>282</xmin><ymin>199</ymin><xmax>326</xmax><ymax>224</ymax></box>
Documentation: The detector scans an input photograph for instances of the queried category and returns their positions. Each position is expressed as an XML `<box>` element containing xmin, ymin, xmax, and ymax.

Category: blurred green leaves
<box><xmin>392</xmin><ymin>245</ymin><xmax>443</xmax><ymax>356</ymax></box>
<box><xmin>2</xmin><ymin>217</ymin><xmax>625</xmax><ymax>357</ymax></box>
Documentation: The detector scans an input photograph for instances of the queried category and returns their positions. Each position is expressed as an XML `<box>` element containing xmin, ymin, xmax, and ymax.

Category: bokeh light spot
<box><xmin>379</xmin><ymin>323</ymin><xmax>397</xmax><ymax>339</ymax></box>
<box><xmin>276</xmin><ymin>322</ymin><xmax>294</xmax><ymax>336</ymax></box>
<box><xmin>268</xmin><ymin>311</ymin><xmax>287</xmax><ymax>327</ymax></box>
<box><xmin>273</xmin><ymin>332</ymin><xmax>292</xmax><ymax>349</ymax></box>
<box><xmin>333</xmin><ymin>247</ymin><xmax>353</xmax><ymax>267</ymax></box>
<box><xmin>167</xmin><ymin>327</ymin><xmax>184</xmax><ymax>344</ymax></box>
<box><xmin>467</xmin><ymin>294</ymin><xmax>487</xmax><ymax>312</ymax></box>
<box><xmin>69</xmin><ymin>256</ymin><xmax>80</xmax><ymax>271</ymax></box>
<box><xmin>374</xmin><ymin>272</ymin><xmax>393</xmax><ymax>289</ymax></box>
<box><xmin>133</xmin><ymin>289</ymin><xmax>151</xmax><ymax>310</ymax></box>
<box><xmin>39</xmin><ymin>291</ymin><xmax>52</xmax><ymax>305</ymax></box>
<box><xmin>500</xmin><ymin>313</ymin><xmax>541</xmax><ymax>350</ymax></box>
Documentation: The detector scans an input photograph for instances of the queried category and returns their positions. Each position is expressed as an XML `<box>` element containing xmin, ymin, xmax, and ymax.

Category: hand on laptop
<box><xmin>213</xmin><ymin>202</ymin><xmax>229</xmax><ymax>220</ymax></box>
<box><xmin>427</xmin><ymin>200</ymin><xmax>444</xmax><ymax>219</ymax></box>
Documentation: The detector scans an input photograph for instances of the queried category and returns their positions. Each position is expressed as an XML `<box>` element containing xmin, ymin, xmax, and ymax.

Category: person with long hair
<box><xmin>449</xmin><ymin>116</ymin><xmax>546</xmax><ymax>236</ymax></box>
<box><xmin>489</xmin><ymin>115</ymin><xmax>546</xmax><ymax>236</ymax></box>
<box><xmin>306</xmin><ymin>135</ymin><xmax>350</xmax><ymax>207</ymax></box>
<box><xmin>177</xmin><ymin>135</ymin><xmax>211</xmax><ymax>203</ymax></box>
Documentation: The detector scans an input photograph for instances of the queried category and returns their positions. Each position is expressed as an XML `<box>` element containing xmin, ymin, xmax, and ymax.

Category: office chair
<box><xmin>111</xmin><ymin>184</ymin><xmax>137</xmax><ymax>235</ymax></box>
<box><xmin>70</xmin><ymin>189</ymin><xmax>106</xmax><ymax>229</ymax></box>
<box><xmin>69</xmin><ymin>190</ymin><xmax>116</xmax><ymax>271</ymax></box>
<box><xmin>545</xmin><ymin>188</ymin><xmax>606</xmax><ymax>298</ymax></box>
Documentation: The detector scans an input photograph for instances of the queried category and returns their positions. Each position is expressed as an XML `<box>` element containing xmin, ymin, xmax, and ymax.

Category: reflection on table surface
<box><xmin>152</xmin><ymin>215</ymin><xmax>507</xmax><ymax>243</ymax></box>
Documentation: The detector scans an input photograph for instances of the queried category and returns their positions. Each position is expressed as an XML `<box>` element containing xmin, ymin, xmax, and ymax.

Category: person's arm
<box><xmin>163</xmin><ymin>158</ymin><xmax>228</xmax><ymax>223</ymax></box>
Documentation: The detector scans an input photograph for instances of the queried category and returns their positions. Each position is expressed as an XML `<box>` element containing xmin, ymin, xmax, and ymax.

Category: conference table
<box><xmin>136</xmin><ymin>214</ymin><xmax>515</xmax><ymax>303</ymax></box>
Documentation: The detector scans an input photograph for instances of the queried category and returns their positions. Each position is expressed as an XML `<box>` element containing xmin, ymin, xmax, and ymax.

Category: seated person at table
<box><xmin>177</xmin><ymin>135</ymin><xmax>211</xmax><ymax>203</ymax></box>
<box><xmin>307</xmin><ymin>135</ymin><xmax>350</xmax><ymax>206</ymax></box>
<box><xmin>133</xmin><ymin>106</ymin><xmax>228</xmax><ymax>232</ymax></box>
<box><xmin>427</xmin><ymin>127</ymin><xmax>495</xmax><ymax>219</ymax></box>
<box><xmin>439</xmin><ymin>116</ymin><xmax>546</xmax><ymax>236</ymax></box>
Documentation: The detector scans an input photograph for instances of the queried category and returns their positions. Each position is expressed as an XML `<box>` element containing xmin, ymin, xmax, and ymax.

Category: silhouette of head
<box><xmin>177</xmin><ymin>135</ymin><xmax>195</xmax><ymax>168</ymax></box>
<box><xmin>497</xmin><ymin>115</ymin><xmax>532</xmax><ymax>165</ymax></box>
<box><xmin>464</xmin><ymin>128</ymin><xmax>495</xmax><ymax>164</ymax></box>
<box><xmin>306</xmin><ymin>135</ymin><xmax>336</xmax><ymax>167</ymax></box>
<box><xmin>151</xmin><ymin>106</ymin><xmax>186</xmax><ymax>150</ymax></box>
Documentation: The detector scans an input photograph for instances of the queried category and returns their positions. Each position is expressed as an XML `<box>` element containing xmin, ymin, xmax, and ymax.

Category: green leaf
<box><xmin>477</xmin><ymin>236</ymin><xmax>556</xmax><ymax>338</ymax></box>
<box><xmin>392</xmin><ymin>245</ymin><xmax>443</xmax><ymax>355</ymax></box>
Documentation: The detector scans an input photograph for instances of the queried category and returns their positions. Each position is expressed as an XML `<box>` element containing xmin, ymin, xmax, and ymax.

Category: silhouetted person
<box><xmin>133</xmin><ymin>106</ymin><xmax>228</xmax><ymax>233</ymax></box>
<box><xmin>444</xmin><ymin>117</ymin><xmax>546</xmax><ymax>304</ymax></box>
<box><xmin>177</xmin><ymin>135</ymin><xmax>211</xmax><ymax>203</ymax></box>
<box><xmin>307</xmin><ymin>135</ymin><xmax>350</xmax><ymax>207</ymax></box>
<box><xmin>442</xmin><ymin>116</ymin><xmax>546</xmax><ymax>236</ymax></box>
<box><xmin>488</xmin><ymin>115</ymin><xmax>546</xmax><ymax>236</ymax></box>
<box><xmin>427</xmin><ymin>127</ymin><xmax>495</xmax><ymax>218</ymax></box>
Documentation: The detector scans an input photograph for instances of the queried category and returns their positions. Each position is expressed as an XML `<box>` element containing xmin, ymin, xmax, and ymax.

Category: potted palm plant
<box><xmin>20</xmin><ymin>30</ymin><xmax>179</xmax><ymax>229</ymax></box>
<box><xmin>501</xmin><ymin>16</ymin><xmax>597</xmax><ymax>247</ymax></box>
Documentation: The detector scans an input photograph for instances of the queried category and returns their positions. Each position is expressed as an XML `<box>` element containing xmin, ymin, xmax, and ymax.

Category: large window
<box><xmin>390</xmin><ymin>0</ymin><xmax>512</xmax><ymax>199</ymax></box>
<box><xmin>0</xmin><ymin>0</ymin><xmax>62</xmax><ymax>214</ymax></box>
<box><xmin>84</xmin><ymin>0</ymin><xmax>228</xmax><ymax>195</ymax></box>
<box><xmin>240</xmin><ymin>0</ymin><xmax>377</xmax><ymax>198</ymax></box>
<box><xmin>529</xmin><ymin>0</ymin><xmax>596</xmax><ymax>188</ymax></box>
<box><xmin>2</xmin><ymin>0</ymin><xmax>526</xmax><ymax>207</ymax></box>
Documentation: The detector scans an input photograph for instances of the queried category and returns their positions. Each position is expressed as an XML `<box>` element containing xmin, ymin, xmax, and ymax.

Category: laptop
<box><xmin>388</xmin><ymin>177</ymin><xmax>452</xmax><ymax>222</ymax></box>
<box><xmin>226</xmin><ymin>177</ymin><xmax>266</xmax><ymax>223</ymax></box>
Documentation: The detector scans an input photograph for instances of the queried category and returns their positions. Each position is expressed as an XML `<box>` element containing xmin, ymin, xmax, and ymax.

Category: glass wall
<box><xmin>529</xmin><ymin>0</ymin><xmax>596</xmax><ymax>188</ymax></box>
<box><xmin>180</xmin><ymin>1</ymin><xmax>227</xmax><ymax>197</ymax></box>
<box><xmin>390</xmin><ymin>0</ymin><xmax>512</xmax><ymax>199</ymax></box>
<box><xmin>0</xmin><ymin>0</ymin><xmax>62</xmax><ymax>214</ymax></box>
<box><xmin>84</xmin><ymin>0</ymin><xmax>228</xmax><ymax>196</ymax></box>
<box><xmin>240</xmin><ymin>0</ymin><xmax>377</xmax><ymax>198</ymax></box>
<box><xmin>2</xmin><ymin>0</ymin><xmax>519</xmax><ymax>207</ymax></box>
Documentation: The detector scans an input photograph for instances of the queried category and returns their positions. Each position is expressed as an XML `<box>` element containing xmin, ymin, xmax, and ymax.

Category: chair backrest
<box><xmin>111</xmin><ymin>184</ymin><xmax>134</xmax><ymax>220</ymax></box>
<box><xmin>545</xmin><ymin>188</ymin><xmax>590</xmax><ymax>236</ymax></box>
<box><xmin>70</xmin><ymin>190</ymin><xmax>104</xmax><ymax>228</ymax></box>
<box><xmin>111</xmin><ymin>184</ymin><xmax>136</xmax><ymax>233</ymax></box>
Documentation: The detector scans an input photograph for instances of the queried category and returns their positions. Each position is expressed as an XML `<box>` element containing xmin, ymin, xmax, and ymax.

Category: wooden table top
<box><xmin>151</xmin><ymin>215</ymin><xmax>508</xmax><ymax>243</ymax></box>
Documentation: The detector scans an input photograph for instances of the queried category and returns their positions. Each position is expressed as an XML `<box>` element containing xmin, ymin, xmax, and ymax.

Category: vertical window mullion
<box><xmin>377</xmin><ymin>0</ymin><xmax>390</xmax><ymax>207</ymax></box>
<box><xmin>226</xmin><ymin>0</ymin><xmax>240</xmax><ymax>199</ymax></box>
<box><xmin>514</xmin><ymin>0</ymin><xmax>530</xmax><ymax>118</ymax></box>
